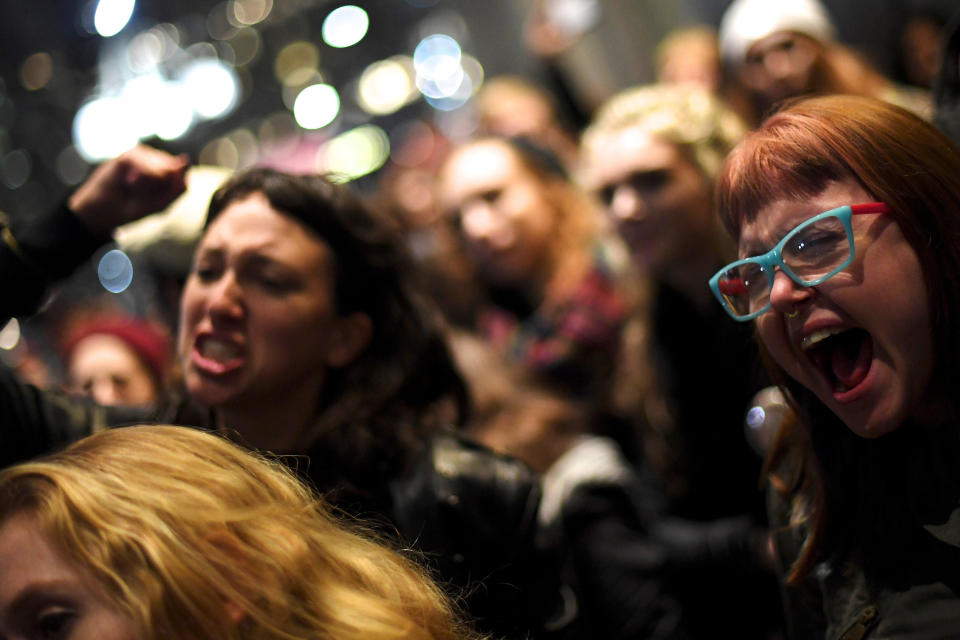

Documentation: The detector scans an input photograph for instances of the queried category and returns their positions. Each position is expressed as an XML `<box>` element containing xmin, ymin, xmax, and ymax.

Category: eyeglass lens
<box><xmin>716</xmin><ymin>214</ymin><xmax>851</xmax><ymax>317</ymax></box>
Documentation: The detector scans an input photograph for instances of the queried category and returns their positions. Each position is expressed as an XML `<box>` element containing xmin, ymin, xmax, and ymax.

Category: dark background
<box><xmin>0</xmin><ymin>0</ymin><xmax>956</xmax><ymax>219</ymax></box>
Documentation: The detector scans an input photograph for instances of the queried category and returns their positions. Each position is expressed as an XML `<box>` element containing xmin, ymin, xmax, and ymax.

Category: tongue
<box><xmin>830</xmin><ymin>330</ymin><xmax>872</xmax><ymax>390</ymax></box>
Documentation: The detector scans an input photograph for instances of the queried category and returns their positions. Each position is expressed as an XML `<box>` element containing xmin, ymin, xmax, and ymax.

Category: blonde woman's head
<box><xmin>579</xmin><ymin>84</ymin><xmax>745</xmax><ymax>277</ymax></box>
<box><xmin>0</xmin><ymin>426</ymin><xmax>478</xmax><ymax>640</ymax></box>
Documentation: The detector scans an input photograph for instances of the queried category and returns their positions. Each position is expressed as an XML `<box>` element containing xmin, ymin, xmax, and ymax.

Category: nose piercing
<box><xmin>784</xmin><ymin>307</ymin><xmax>799</xmax><ymax>319</ymax></box>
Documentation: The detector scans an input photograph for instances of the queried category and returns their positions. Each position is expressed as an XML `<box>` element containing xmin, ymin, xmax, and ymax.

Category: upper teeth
<box><xmin>200</xmin><ymin>339</ymin><xmax>240</xmax><ymax>362</ymax></box>
<box><xmin>801</xmin><ymin>328</ymin><xmax>845</xmax><ymax>351</ymax></box>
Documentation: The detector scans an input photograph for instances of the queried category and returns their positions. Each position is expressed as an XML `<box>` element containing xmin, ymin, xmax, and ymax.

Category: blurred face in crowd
<box><xmin>179</xmin><ymin>192</ymin><xmax>363</xmax><ymax>418</ymax></box>
<box><xmin>0</xmin><ymin>513</ymin><xmax>138</xmax><ymax>640</ymax></box>
<box><xmin>739</xmin><ymin>31</ymin><xmax>822</xmax><ymax>107</ymax></box>
<box><xmin>743</xmin><ymin>180</ymin><xmax>932</xmax><ymax>438</ymax></box>
<box><xmin>67</xmin><ymin>334</ymin><xmax>158</xmax><ymax>407</ymax></box>
<box><xmin>900</xmin><ymin>15</ymin><xmax>942</xmax><ymax>88</ymax></box>
<box><xmin>581</xmin><ymin>127</ymin><xmax>715</xmax><ymax>277</ymax></box>
<box><xmin>658</xmin><ymin>35</ymin><xmax>721</xmax><ymax>93</ymax></box>
<box><xmin>439</xmin><ymin>140</ymin><xmax>559</xmax><ymax>288</ymax></box>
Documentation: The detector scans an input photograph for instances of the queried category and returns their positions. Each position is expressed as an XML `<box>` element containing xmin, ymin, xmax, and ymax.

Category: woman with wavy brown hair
<box><xmin>0</xmin><ymin>153</ymin><xmax>554</xmax><ymax>638</ymax></box>
<box><xmin>0</xmin><ymin>425</ymin><xmax>481</xmax><ymax>640</ymax></box>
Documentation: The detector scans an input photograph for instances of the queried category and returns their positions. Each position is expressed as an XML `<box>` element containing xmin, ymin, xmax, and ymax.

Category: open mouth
<box><xmin>801</xmin><ymin>327</ymin><xmax>873</xmax><ymax>395</ymax></box>
<box><xmin>192</xmin><ymin>336</ymin><xmax>244</xmax><ymax>374</ymax></box>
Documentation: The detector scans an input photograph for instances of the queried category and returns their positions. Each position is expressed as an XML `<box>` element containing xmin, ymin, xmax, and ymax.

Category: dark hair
<box><xmin>499</xmin><ymin>136</ymin><xmax>569</xmax><ymax>180</ymax></box>
<box><xmin>716</xmin><ymin>95</ymin><xmax>960</xmax><ymax>582</ymax></box>
<box><xmin>206</xmin><ymin>169</ymin><xmax>469</xmax><ymax>487</ymax></box>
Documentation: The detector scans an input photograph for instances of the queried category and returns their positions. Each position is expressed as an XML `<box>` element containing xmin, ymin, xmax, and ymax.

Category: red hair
<box><xmin>63</xmin><ymin>315</ymin><xmax>172</xmax><ymax>387</ymax></box>
<box><xmin>716</xmin><ymin>95</ymin><xmax>960</xmax><ymax>582</ymax></box>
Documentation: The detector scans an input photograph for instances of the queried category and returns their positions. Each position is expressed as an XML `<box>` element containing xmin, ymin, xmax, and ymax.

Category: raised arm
<box><xmin>1</xmin><ymin>145</ymin><xmax>188</xmax><ymax>321</ymax></box>
<box><xmin>68</xmin><ymin>144</ymin><xmax>189</xmax><ymax>235</ymax></box>
<box><xmin>0</xmin><ymin>146</ymin><xmax>187</xmax><ymax>466</ymax></box>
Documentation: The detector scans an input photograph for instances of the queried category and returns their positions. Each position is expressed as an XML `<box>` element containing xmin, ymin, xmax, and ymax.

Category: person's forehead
<box><xmin>0</xmin><ymin>515</ymin><xmax>73</xmax><ymax>599</ymax></box>
<box><xmin>582</xmin><ymin>127</ymin><xmax>680</xmax><ymax>185</ymax></box>
<box><xmin>740</xmin><ymin>180</ymin><xmax>874</xmax><ymax>248</ymax></box>
<box><xmin>441</xmin><ymin>142</ymin><xmax>527</xmax><ymax>200</ymax></box>
<box><xmin>200</xmin><ymin>196</ymin><xmax>333</xmax><ymax>260</ymax></box>
<box><xmin>737</xmin><ymin>200</ymin><xmax>823</xmax><ymax>255</ymax></box>
<box><xmin>746</xmin><ymin>30</ymin><xmax>805</xmax><ymax>57</ymax></box>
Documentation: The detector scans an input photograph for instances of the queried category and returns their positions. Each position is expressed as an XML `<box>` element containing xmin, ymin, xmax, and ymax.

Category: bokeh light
<box><xmin>98</xmin><ymin>249</ymin><xmax>135</xmax><ymax>293</ymax></box>
<box><xmin>94</xmin><ymin>0</ymin><xmax>136</xmax><ymax>37</ymax></box>
<box><xmin>55</xmin><ymin>146</ymin><xmax>89</xmax><ymax>186</ymax></box>
<box><xmin>425</xmin><ymin>69</ymin><xmax>472</xmax><ymax>110</ymax></box>
<box><xmin>1</xmin><ymin>150</ymin><xmax>31</xmax><ymax>189</ymax></box>
<box><xmin>317</xmin><ymin>125</ymin><xmax>389</xmax><ymax>181</ymax></box>
<box><xmin>358</xmin><ymin>56</ymin><xmax>416</xmax><ymax>115</ymax></box>
<box><xmin>199</xmin><ymin>136</ymin><xmax>240</xmax><ymax>169</ymax></box>
<box><xmin>322</xmin><ymin>6</ymin><xmax>370</xmax><ymax>49</ymax></box>
<box><xmin>413</xmin><ymin>34</ymin><xmax>462</xmax><ymax>99</ymax></box>
<box><xmin>20</xmin><ymin>52</ymin><xmax>53</xmax><ymax>91</ymax></box>
<box><xmin>73</xmin><ymin>97</ymin><xmax>139</xmax><ymax>161</ymax></box>
<box><xmin>0</xmin><ymin>319</ymin><xmax>21</xmax><ymax>351</ymax></box>
<box><xmin>182</xmin><ymin>58</ymin><xmax>240</xmax><ymax>119</ymax></box>
<box><xmin>206</xmin><ymin>2</ymin><xmax>236</xmax><ymax>40</ymax></box>
<box><xmin>229</xmin><ymin>0</ymin><xmax>273</xmax><ymax>26</ymax></box>
<box><xmin>293</xmin><ymin>84</ymin><xmax>340</xmax><ymax>129</ymax></box>
<box><xmin>228</xmin><ymin>27</ymin><xmax>262</xmax><ymax>67</ymax></box>
<box><xmin>153</xmin><ymin>88</ymin><xmax>194</xmax><ymax>140</ymax></box>
<box><xmin>228</xmin><ymin>127</ymin><xmax>260</xmax><ymax>167</ymax></box>
<box><xmin>127</xmin><ymin>30</ymin><xmax>166</xmax><ymax>72</ymax></box>
<box><xmin>274</xmin><ymin>41</ymin><xmax>319</xmax><ymax>84</ymax></box>
<box><xmin>119</xmin><ymin>73</ymin><xmax>194</xmax><ymax>140</ymax></box>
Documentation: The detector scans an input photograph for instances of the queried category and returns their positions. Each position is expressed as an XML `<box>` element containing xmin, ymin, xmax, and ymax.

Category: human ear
<box><xmin>325</xmin><ymin>312</ymin><xmax>373</xmax><ymax>368</ymax></box>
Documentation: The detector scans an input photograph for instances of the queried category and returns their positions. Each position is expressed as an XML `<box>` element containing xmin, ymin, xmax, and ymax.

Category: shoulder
<box><xmin>389</xmin><ymin>432</ymin><xmax>540</xmax><ymax>549</ymax></box>
<box><xmin>393</xmin><ymin>434</ymin><xmax>564</xmax><ymax>638</ymax></box>
<box><xmin>429</xmin><ymin>431</ymin><xmax>540</xmax><ymax>489</ymax></box>
<box><xmin>417</xmin><ymin>432</ymin><xmax>540</xmax><ymax>518</ymax></box>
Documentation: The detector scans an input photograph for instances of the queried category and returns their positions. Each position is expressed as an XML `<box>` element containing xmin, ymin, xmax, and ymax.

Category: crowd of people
<box><xmin>2</xmin><ymin>0</ymin><xmax>960</xmax><ymax>638</ymax></box>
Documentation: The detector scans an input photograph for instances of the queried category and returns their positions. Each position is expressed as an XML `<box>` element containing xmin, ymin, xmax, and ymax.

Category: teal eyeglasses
<box><xmin>709</xmin><ymin>203</ymin><xmax>891</xmax><ymax>321</ymax></box>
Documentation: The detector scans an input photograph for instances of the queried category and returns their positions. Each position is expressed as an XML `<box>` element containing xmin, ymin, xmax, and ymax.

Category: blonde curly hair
<box><xmin>0</xmin><ymin>426</ymin><xmax>482</xmax><ymax>640</ymax></box>
<box><xmin>580</xmin><ymin>83</ymin><xmax>746</xmax><ymax>184</ymax></box>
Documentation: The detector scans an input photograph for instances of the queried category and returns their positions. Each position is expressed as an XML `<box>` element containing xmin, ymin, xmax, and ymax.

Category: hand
<box><xmin>69</xmin><ymin>145</ymin><xmax>189</xmax><ymax>235</ymax></box>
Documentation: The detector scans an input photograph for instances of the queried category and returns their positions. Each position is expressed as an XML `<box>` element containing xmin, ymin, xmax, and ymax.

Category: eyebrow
<box><xmin>195</xmin><ymin>246</ymin><xmax>288</xmax><ymax>268</ymax></box>
<box><xmin>738</xmin><ymin>238</ymin><xmax>772</xmax><ymax>259</ymax></box>
<box><xmin>739</xmin><ymin>213</ymin><xmax>813</xmax><ymax>257</ymax></box>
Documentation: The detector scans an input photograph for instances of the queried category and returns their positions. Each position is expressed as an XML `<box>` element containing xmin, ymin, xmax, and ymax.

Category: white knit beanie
<box><xmin>718</xmin><ymin>0</ymin><xmax>837</xmax><ymax>67</ymax></box>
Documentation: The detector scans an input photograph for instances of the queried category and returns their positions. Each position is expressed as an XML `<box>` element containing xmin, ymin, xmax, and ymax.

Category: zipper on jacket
<box><xmin>838</xmin><ymin>605</ymin><xmax>879</xmax><ymax>640</ymax></box>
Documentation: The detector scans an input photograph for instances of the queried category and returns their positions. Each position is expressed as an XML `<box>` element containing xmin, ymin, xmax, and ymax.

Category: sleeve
<box><xmin>541</xmin><ymin>436</ymin><xmax>687</xmax><ymax>640</ymax></box>
<box><xmin>389</xmin><ymin>433</ymin><xmax>560</xmax><ymax>639</ymax></box>
<box><xmin>0</xmin><ymin>360</ymin><xmax>164</xmax><ymax>469</ymax></box>
<box><xmin>1</xmin><ymin>202</ymin><xmax>110</xmax><ymax>322</ymax></box>
<box><xmin>0</xmin><ymin>201</ymin><xmax>140</xmax><ymax>466</ymax></box>
<box><xmin>0</xmin><ymin>362</ymin><xmax>102</xmax><ymax>468</ymax></box>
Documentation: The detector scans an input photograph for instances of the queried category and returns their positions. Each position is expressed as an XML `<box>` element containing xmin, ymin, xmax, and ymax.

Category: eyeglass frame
<box><xmin>709</xmin><ymin>202</ymin><xmax>891</xmax><ymax>322</ymax></box>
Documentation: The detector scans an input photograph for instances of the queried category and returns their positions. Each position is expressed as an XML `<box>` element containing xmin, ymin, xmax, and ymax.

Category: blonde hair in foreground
<box><xmin>0</xmin><ymin>426</ymin><xmax>481</xmax><ymax>640</ymax></box>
